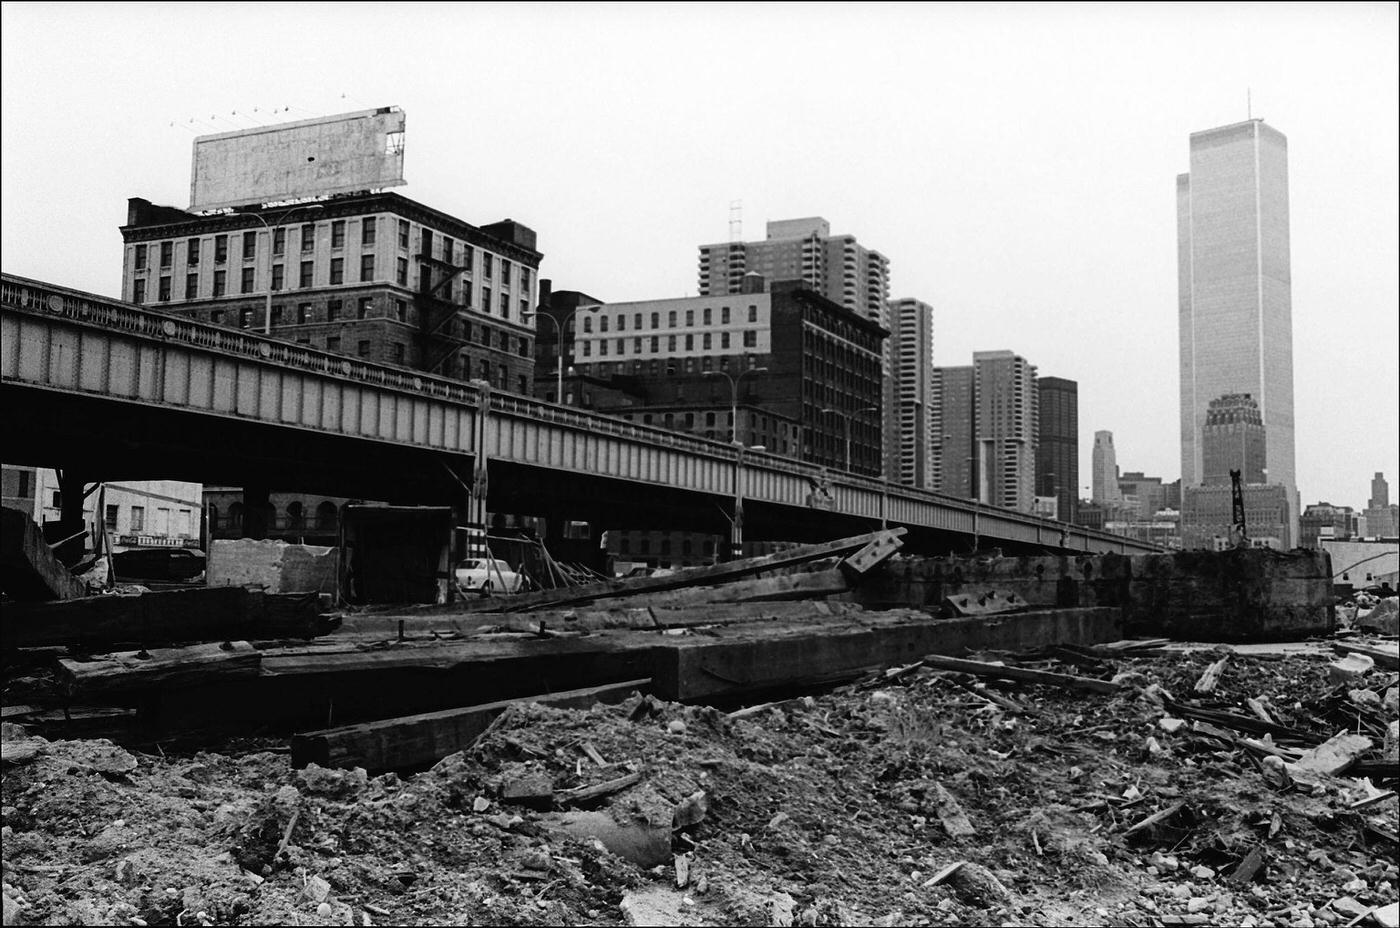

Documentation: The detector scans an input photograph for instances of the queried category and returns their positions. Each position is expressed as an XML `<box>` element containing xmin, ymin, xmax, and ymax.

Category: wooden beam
<box><xmin>918</xmin><ymin>653</ymin><xmax>1120</xmax><ymax>694</ymax></box>
<box><xmin>0</xmin><ymin>506</ymin><xmax>86</xmax><ymax>602</ymax></box>
<box><xmin>454</xmin><ymin>528</ymin><xmax>906</xmax><ymax>614</ymax></box>
<box><xmin>290</xmin><ymin>678</ymin><xmax>651</xmax><ymax>771</ymax></box>
<box><xmin>59</xmin><ymin>641</ymin><xmax>261</xmax><ymax>698</ymax></box>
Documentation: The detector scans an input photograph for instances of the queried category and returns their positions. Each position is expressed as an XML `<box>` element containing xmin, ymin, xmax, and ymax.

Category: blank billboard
<box><xmin>190</xmin><ymin>108</ymin><xmax>406</xmax><ymax>211</ymax></box>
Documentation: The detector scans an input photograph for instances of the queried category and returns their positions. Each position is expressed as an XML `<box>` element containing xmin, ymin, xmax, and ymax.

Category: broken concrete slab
<box><xmin>1291</xmin><ymin>732</ymin><xmax>1373</xmax><ymax>777</ymax></box>
<box><xmin>0</xmin><ymin>506</ymin><xmax>86</xmax><ymax>602</ymax></box>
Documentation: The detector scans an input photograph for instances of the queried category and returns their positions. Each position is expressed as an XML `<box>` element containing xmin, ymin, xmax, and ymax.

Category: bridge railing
<box><xmin>2</xmin><ymin>272</ymin><xmax>1156</xmax><ymax>551</ymax></box>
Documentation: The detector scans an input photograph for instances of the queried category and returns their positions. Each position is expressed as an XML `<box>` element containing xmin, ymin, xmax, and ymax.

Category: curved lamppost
<box><xmin>703</xmin><ymin>364</ymin><xmax>768</xmax><ymax>559</ymax></box>
<box><xmin>523</xmin><ymin>304</ymin><xmax>601</xmax><ymax>404</ymax></box>
<box><xmin>233</xmin><ymin>204</ymin><xmax>324</xmax><ymax>334</ymax></box>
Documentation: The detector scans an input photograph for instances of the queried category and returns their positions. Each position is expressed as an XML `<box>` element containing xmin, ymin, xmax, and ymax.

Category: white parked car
<box><xmin>455</xmin><ymin>558</ymin><xmax>524</xmax><ymax>594</ymax></box>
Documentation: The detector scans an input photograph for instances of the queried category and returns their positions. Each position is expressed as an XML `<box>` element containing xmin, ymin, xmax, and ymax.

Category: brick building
<box><xmin>119</xmin><ymin>192</ymin><xmax>541</xmax><ymax>394</ymax></box>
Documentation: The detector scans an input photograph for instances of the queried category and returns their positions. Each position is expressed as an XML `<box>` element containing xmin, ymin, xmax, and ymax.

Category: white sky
<box><xmin>3</xmin><ymin>2</ymin><xmax>1396</xmax><ymax>511</ymax></box>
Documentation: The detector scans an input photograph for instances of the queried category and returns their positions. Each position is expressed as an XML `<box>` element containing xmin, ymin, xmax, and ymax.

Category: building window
<box><xmin>187</xmin><ymin>238</ymin><xmax>200</xmax><ymax>265</ymax></box>
<box><xmin>721</xmin><ymin>307</ymin><xmax>730</xmax><ymax>324</ymax></box>
<box><xmin>685</xmin><ymin>334</ymin><xmax>694</xmax><ymax>350</ymax></box>
<box><xmin>480</xmin><ymin>326</ymin><xmax>491</xmax><ymax>346</ymax></box>
<box><xmin>702</xmin><ymin>332</ymin><xmax>711</xmax><ymax>349</ymax></box>
<box><xmin>132</xmin><ymin>278</ymin><xmax>146</xmax><ymax>303</ymax></box>
<box><xmin>442</xmin><ymin>279</ymin><xmax>453</xmax><ymax>301</ymax></box>
<box><xmin>298</xmin><ymin>261</ymin><xmax>313</xmax><ymax>288</ymax></box>
<box><xmin>479</xmin><ymin>358</ymin><xmax>491</xmax><ymax>381</ymax></box>
<box><xmin>748</xmin><ymin>305</ymin><xmax>758</xmax><ymax>322</ymax></box>
<box><xmin>501</xmin><ymin>260</ymin><xmax>511</xmax><ymax>287</ymax></box>
<box><xmin>327</xmin><ymin>336</ymin><xmax>340</xmax><ymax>352</ymax></box>
<box><xmin>271</xmin><ymin>264</ymin><xmax>284</xmax><ymax>291</ymax></box>
<box><xmin>357</xmin><ymin>340</ymin><xmax>371</xmax><ymax>357</ymax></box>
<box><xmin>721</xmin><ymin>332</ymin><xmax>730</xmax><ymax>349</ymax></box>
<box><xmin>331</xmin><ymin>220</ymin><xmax>346</xmax><ymax>249</ymax></box>
<box><xmin>650</xmin><ymin>312</ymin><xmax>659</xmax><ymax>328</ymax></box>
<box><xmin>600</xmin><ymin>316</ymin><xmax>610</xmax><ymax>333</ymax></box>
<box><xmin>667</xmin><ymin>335</ymin><xmax>677</xmax><ymax>351</ymax></box>
<box><xmin>297</xmin><ymin>303</ymin><xmax>311</xmax><ymax>324</ymax></box>
<box><xmin>211</xmin><ymin>310</ymin><xmax>225</xmax><ymax>325</ymax></box>
<box><xmin>483</xmin><ymin>287</ymin><xmax>492</xmax><ymax>312</ymax></box>
<box><xmin>395</xmin><ymin>299</ymin><xmax>407</xmax><ymax>322</ymax></box>
<box><xmin>241</xmin><ymin>267</ymin><xmax>255</xmax><ymax>293</ymax></box>
<box><xmin>421</xmin><ymin>228</ymin><xmax>433</xmax><ymax>257</ymax></box>
<box><xmin>685</xmin><ymin>309</ymin><xmax>694</xmax><ymax>326</ymax></box>
<box><xmin>443</xmin><ymin>237</ymin><xmax>454</xmax><ymax>264</ymax></box>
<box><xmin>396</xmin><ymin>257</ymin><xmax>408</xmax><ymax>286</ymax></box>
<box><xmin>134</xmin><ymin>243</ymin><xmax>147</xmax><ymax>270</ymax></box>
<box><xmin>327</xmin><ymin>300</ymin><xmax>341</xmax><ymax>321</ymax></box>
<box><xmin>582</xmin><ymin>341</ymin><xmax>591</xmax><ymax>357</ymax></box>
<box><xmin>185</xmin><ymin>273</ymin><xmax>198</xmax><ymax>299</ymax></box>
<box><xmin>160</xmin><ymin>241</ymin><xmax>173</xmax><ymax>268</ymax></box>
<box><xmin>521</xmin><ymin>267</ymin><xmax>531</xmax><ymax>290</ymax></box>
<box><xmin>130</xmin><ymin>506</ymin><xmax>145</xmax><ymax>532</ymax></box>
<box><xmin>394</xmin><ymin>343</ymin><xmax>405</xmax><ymax>363</ymax></box>
<box><xmin>271</xmin><ymin>304</ymin><xmax>283</xmax><ymax>326</ymax></box>
<box><xmin>499</xmin><ymin>330</ymin><xmax>510</xmax><ymax>350</ymax></box>
<box><xmin>483</xmin><ymin>254</ymin><xmax>493</xmax><ymax>279</ymax></box>
<box><xmin>301</xmin><ymin>224</ymin><xmax>315</xmax><ymax>253</ymax></box>
<box><xmin>518</xmin><ymin>374</ymin><xmax>529</xmax><ymax>394</ymax></box>
<box><xmin>702</xmin><ymin>308</ymin><xmax>711</xmax><ymax>325</ymax></box>
<box><xmin>212</xmin><ymin>270</ymin><xmax>226</xmax><ymax>297</ymax></box>
<box><xmin>360</xmin><ymin>254</ymin><xmax>375</xmax><ymax>281</ymax></box>
<box><xmin>215</xmin><ymin>235</ymin><xmax>228</xmax><ymax>263</ymax></box>
<box><xmin>240</xmin><ymin>308</ymin><xmax>254</xmax><ymax>328</ymax></box>
<box><xmin>651</xmin><ymin>336</ymin><xmax>659</xmax><ymax>352</ymax></box>
<box><xmin>743</xmin><ymin>330</ymin><xmax>757</xmax><ymax>347</ymax></box>
<box><xmin>520</xmin><ymin>299</ymin><xmax>529</xmax><ymax>319</ymax></box>
<box><xmin>519</xmin><ymin>336</ymin><xmax>531</xmax><ymax>357</ymax></box>
<box><xmin>668</xmin><ymin>311</ymin><xmax>677</xmax><ymax>327</ymax></box>
<box><xmin>498</xmin><ymin>363</ymin><xmax>508</xmax><ymax>386</ymax></box>
<box><xmin>329</xmin><ymin>257</ymin><xmax>344</xmax><ymax>285</ymax></box>
<box><xmin>242</xmin><ymin>231</ymin><xmax>257</xmax><ymax>260</ymax></box>
<box><xmin>104</xmin><ymin>504</ymin><xmax>119</xmax><ymax>531</ymax></box>
<box><xmin>358</xmin><ymin>297</ymin><xmax>372</xmax><ymax>319</ymax></box>
<box><xmin>463</xmin><ymin>246</ymin><xmax>474</xmax><ymax>272</ymax></box>
<box><xmin>273</xmin><ymin>227</ymin><xmax>286</xmax><ymax>255</ymax></box>
<box><xmin>398</xmin><ymin>219</ymin><xmax>410</xmax><ymax>248</ymax></box>
<box><xmin>362</xmin><ymin>217</ymin><xmax>376</xmax><ymax>246</ymax></box>
<box><xmin>158</xmin><ymin>276</ymin><xmax>171</xmax><ymax>301</ymax></box>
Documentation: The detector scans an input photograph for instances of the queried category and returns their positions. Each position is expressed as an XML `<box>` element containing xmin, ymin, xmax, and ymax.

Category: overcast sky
<box><xmin>3</xmin><ymin>2</ymin><xmax>1396</xmax><ymax>511</ymax></box>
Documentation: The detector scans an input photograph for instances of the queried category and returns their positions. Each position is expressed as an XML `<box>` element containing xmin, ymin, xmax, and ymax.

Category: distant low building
<box><xmin>1180</xmin><ymin>483</ymin><xmax>1291</xmax><ymax>550</ymax></box>
<box><xmin>1300</xmin><ymin>502</ymin><xmax>1357</xmax><ymax>549</ymax></box>
<box><xmin>2</xmin><ymin>466</ymin><xmax>201</xmax><ymax>551</ymax></box>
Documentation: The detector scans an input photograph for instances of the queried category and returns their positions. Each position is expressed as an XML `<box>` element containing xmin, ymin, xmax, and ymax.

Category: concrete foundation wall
<box><xmin>209</xmin><ymin>538</ymin><xmax>338</xmax><ymax>594</ymax></box>
<box><xmin>856</xmin><ymin>548</ymin><xmax>1333</xmax><ymax>642</ymax></box>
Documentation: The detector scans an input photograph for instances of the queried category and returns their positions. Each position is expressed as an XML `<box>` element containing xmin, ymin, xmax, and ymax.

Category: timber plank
<box><xmin>59</xmin><ymin>641</ymin><xmax>261</xmax><ymax>697</ymax></box>
<box><xmin>290</xmin><ymin>678</ymin><xmax>651</xmax><ymax>771</ymax></box>
<box><xmin>918</xmin><ymin>653</ymin><xmax>1120</xmax><ymax>694</ymax></box>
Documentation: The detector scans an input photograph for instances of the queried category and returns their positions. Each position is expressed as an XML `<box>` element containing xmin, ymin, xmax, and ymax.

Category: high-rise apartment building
<box><xmin>1091</xmin><ymin>431</ymin><xmax>1122</xmax><ymax>504</ymax></box>
<box><xmin>972</xmin><ymin>351</ymin><xmax>1038</xmax><ymax>513</ymax></box>
<box><xmin>931</xmin><ymin>366</ymin><xmax>975</xmax><ymax>499</ymax></box>
<box><xmin>1200</xmin><ymin>393</ymin><xmax>1267</xmax><ymax>486</ymax></box>
<box><xmin>1036</xmin><ymin>377</ymin><xmax>1078</xmax><ymax>523</ymax></box>
<box><xmin>891</xmin><ymin>298</ymin><xmax>935</xmax><ymax>489</ymax></box>
<box><xmin>698</xmin><ymin>218</ymin><xmax>896</xmax><ymax>478</ymax></box>
<box><xmin>1178</xmin><ymin>118</ymin><xmax>1297</xmax><ymax>545</ymax></box>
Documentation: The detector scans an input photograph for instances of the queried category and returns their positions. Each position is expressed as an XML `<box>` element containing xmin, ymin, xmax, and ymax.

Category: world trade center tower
<box><xmin>1177</xmin><ymin>119</ymin><xmax>1297</xmax><ymax>546</ymax></box>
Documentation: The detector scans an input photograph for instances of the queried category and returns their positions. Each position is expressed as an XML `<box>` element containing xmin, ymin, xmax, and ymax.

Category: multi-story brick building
<box><xmin>119</xmin><ymin>192</ymin><xmax>541</xmax><ymax>394</ymax></box>
<box><xmin>560</xmin><ymin>279</ymin><xmax>887</xmax><ymax>476</ymax></box>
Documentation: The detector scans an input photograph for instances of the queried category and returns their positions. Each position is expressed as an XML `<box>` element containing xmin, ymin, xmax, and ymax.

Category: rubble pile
<box><xmin>2</xmin><ymin>641</ymin><xmax>1396</xmax><ymax>927</ymax></box>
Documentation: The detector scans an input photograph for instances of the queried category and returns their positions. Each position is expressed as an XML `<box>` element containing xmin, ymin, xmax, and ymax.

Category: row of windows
<box><xmin>582</xmin><ymin>304</ymin><xmax>760</xmax><ymax>334</ymax></box>
<box><xmin>577</xmin><ymin>330</ymin><xmax>759</xmax><ymax>358</ymax></box>
<box><xmin>572</xmin><ymin>354</ymin><xmax>763</xmax><ymax>378</ymax></box>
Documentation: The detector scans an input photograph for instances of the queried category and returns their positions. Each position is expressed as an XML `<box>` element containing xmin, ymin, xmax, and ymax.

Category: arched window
<box><xmin>208</xmin><ymin>505</ymin><xmax>219</xmax><ymax>529</ymax></box>
<box><xmin>227</xmin><ymin>502</ymin><xmax>243</xmax><ymax>530</ymax></box>
<box><xmin>315</xmin><ymin>501</ymin><xmax>338</xmax><ymax>531</ymax></box>
<box><xmin>286</xmin><ymin>501</ymin><xmax>305</xmax><ymax>530</ymax></box>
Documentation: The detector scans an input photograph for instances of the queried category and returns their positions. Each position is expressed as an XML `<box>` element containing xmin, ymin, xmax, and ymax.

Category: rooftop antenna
<box><xmin>729</xmin><ymin>199</ymin><xmax>743</xmax><ymax>242</ymax></box>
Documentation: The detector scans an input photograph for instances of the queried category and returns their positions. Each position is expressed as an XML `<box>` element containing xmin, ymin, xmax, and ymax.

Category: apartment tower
<box><xmin>973</xmin><ymin>350</ymin><xmax>1038</xmax><ymax>513</ymax></box>
<box><xmin>891</xmin><ymin>298</ymin><xmax>935</xmax><ymax>488</ymax></box>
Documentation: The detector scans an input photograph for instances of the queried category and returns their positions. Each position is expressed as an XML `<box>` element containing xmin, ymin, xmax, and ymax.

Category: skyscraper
<box><xmin>1092</xmin><ymin>431</ymin><xmax>1122</xmax><ymax>504</ymax></box>
<box><xmin>1036</xmin><ymin>377</ymin><xmax>1078</xmax><ymax>523</ymax></box>
<box><xmin>931</xmin><ymin>365</ymin><xmax>975</xmax><ymax>499</ymax></box>
<box><xmin>973</xmin><ymin>351</ymin><xmax>1038</xmax><ymax>512</ymax></box>
<box><xmin>1200</xmin><ymin>393</ymin><xmax>1267</xmax><ymax>486</ymax></box>
<box><xmin>1177</xmin><ymin>118</ymin><xmax>1297</xmax><ymax>545</ymax></box>
<box><xmin>891</xmin><ymin>298</ymin><xmax>935</xmax><ymax>488</ymax></box>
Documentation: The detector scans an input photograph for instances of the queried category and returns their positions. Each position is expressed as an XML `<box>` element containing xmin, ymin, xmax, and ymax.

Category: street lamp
<box><xmin>702</xmin><ymin>363</ymin><xmax>768</xmax><ymax>444</ymax></box>
<box><xmin>819</xmin><ymin>404</ymin><xmax>878</xmax><ymax>473</ymax></box>
<box><xmin>522</xmin><ymin>304</ymin><xmax>600</xmax><ymax>404</ymax></box>
<box><xmin>234</xmin><ymin>204</ymin><xmax>323</xmax><ymax>334</ymax></box>
<box><xmin>702</xmin><ymin>364</ymin><xmax>767</xmax><ymax>560</ymax></box>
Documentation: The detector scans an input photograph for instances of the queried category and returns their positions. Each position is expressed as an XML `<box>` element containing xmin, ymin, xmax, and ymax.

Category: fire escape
<box><xmin>414</xmin><ymin>250</ymin><xmax>472</xmax><ymax>377</ymax></box>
